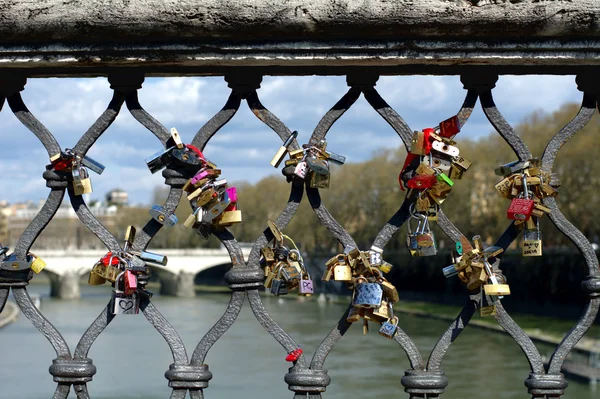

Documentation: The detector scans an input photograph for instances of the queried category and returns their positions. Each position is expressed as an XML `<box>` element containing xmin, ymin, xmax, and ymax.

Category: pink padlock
<box><xmin>226</xmin><ymin>187</ymin><xmax>237</xmax><ymax>203</ymax></box>
<box><xmin>190</xmin><ymin>169</ymin><xmax>210</xmax><ymax>186</ymax></box>
<box><xmin>124</xmin><ymin>270</ymin><xmax>138</xmax><ymax>296</ymax></box>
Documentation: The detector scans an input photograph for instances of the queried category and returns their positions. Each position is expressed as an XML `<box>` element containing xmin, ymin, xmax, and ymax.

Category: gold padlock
<box><xmin>28</xmin><ymin>253</ymin><xmax>46</xmax><ymax>274</ymax></box>
<box><xmin>216</xmin><ymin>210</ymin><xmax>242</xmax><ymax>227</ymax></box>
<box><xmin>333</xmin><ymin>264</ymin><xmax>353</xmax><ymax>282</ymax></box>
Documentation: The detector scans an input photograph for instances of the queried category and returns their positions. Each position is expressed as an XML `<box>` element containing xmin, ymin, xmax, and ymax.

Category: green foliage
<box><xmin>120</xmin><ymin>101</ymin><xmax>600</xmax><ymax>251</ymax></box>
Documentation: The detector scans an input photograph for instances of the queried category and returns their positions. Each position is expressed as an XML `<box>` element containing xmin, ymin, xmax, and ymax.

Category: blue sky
<box><xmin>0</xmin><ymin>75</ymin><xmax>583</xmax><ymax>205</ymax></box>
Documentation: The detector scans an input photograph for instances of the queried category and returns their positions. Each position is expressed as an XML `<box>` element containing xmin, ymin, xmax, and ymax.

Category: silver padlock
<box><xmin>431</xmin><ymin>140</ymin><xmax>460</xmax><ymax>158</ymax></box>
<box><xmin>415</xmin><ymin>214</ymin><xmax>437</xmax><ymax>257</ymax></box>
<box><xmin>149</xmin><ymin>205</ymin><xmax>178</xmax><ymax>226</ymax></box>
<box><xmin>0</xmin><ymin>253</ymin><xmax>30</xmax><ymax>271</ymax></box>
<box><xmin>423</xmin><ymin>154</ymin><xmax>452</xmax><ymax>174</ymax></box>
<box><xmin>111</xmin><ymin>272</ymin><xmax>139</xmax><ymax>315</ymax></box>
<box><xmin>202</xmin><ymin>192</ymin><xmax>231</xmax><ymax>223</ymax></box>
<box><xmin>145</xmin><ymin>146</ymin><xmax>175</xmax><ymax>174</ymax></box>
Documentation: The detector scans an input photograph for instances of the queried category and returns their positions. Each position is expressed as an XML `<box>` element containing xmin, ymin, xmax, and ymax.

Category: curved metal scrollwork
<box><xmin>0</xmin><ymin>71</ymin><xmax>597</xmax><ymax>399</ymax></box>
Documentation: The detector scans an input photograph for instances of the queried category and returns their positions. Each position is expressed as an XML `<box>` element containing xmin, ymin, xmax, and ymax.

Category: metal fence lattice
<box><xmin>0</xmin><ymin>70</ymin><xmax>598</xmax><ymax>399</ymax></box>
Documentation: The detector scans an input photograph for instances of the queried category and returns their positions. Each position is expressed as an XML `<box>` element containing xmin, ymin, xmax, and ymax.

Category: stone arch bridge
<box><xmin>37</xmin><ymin>247</ymin><xmax>253</xmax><ymax>299</ymax></box>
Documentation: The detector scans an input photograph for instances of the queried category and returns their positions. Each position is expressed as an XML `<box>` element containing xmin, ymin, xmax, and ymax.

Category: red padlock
<box><xmin>507</xmin><ymin>198</ymin><xmax>535</xmax><ymax>220</ymax></box>
<box><xmin>52</xmin><ymin>158</ymin><xmax>73</xmax><ymax>171</ymax></box>
<box><xmin>124</xmin><ymin>270</ymin><xmax>138</xmax><ymax>295</ymax></box>
<box><xmin>406</xmin><ymin>175</ymin><xmax>437</xmax><ymax>189</ymax></box>
<box><xmin>101</xmin><ymin>252</ymin><xmax>121</xmax><ymax>266</ymax></box>
<box><xmin>439</xmin><ymin>115</ymin><xmax>461</xmax><ymax>138</ymax></box>
<box><xmin>285</xmin><ymin>348</ymin><xmax>303</xmax><ymax>362</ymax></box>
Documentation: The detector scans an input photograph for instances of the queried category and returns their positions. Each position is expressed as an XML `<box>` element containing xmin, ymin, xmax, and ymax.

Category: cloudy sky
<box><xmin>0</xmin><ymin>75</ymin><xmax>583</xmax><ymax>206</ymax></box>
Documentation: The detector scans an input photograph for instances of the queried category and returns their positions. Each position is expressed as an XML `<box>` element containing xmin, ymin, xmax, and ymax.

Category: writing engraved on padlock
<box><xmin>507</xmin><ymin>198</ymin><xmax>535</xmax><ymax>220</ymax></box>
<box><xmin>113</xmin><ymin>296</ymin><xmax>139</xmax><ymax>314</ymax></box>
<box><xmin>523</xmin><ymin>229</ymin><xmax>542</xmax><ymax>257</ymax></box>
<box><xmin>299</xmin><ymin>279</ymin><xmax>314</xmax><ymax>295</ymax></box>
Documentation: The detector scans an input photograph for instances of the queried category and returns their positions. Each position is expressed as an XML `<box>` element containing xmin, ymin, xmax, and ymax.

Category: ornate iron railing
<box><xmin>0</xmin><ymin>70</ymin><xmax>598</xmax><ymax>399</ymax></box>
<box><xmin>1</xmin><ymin>1</ymin><xmax>600</xmax><ymax>398</ymax></box>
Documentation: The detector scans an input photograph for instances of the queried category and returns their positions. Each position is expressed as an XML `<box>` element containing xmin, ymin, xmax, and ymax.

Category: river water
<box><xmin>0</xmin><ymin>285</ymin><xmax>596</xmax><ymax>399</ymax></box>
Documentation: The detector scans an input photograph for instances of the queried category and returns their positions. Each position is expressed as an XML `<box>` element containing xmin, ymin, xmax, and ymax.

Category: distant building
<box><xmin>106</xmin><ymin>189</ymin><xmax>129</xmax><ymax>206</ymax></box>
<box><xmin>3</xmin><ymin>199</ymin><xmax>119</xmax><ymax>250</ymax></box>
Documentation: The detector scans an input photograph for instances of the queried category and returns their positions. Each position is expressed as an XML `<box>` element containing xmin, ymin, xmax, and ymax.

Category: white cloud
<box><xmin>0</xmin><ymin>75</ymin><xmax>584</xmax><ymax>205</ymax></box>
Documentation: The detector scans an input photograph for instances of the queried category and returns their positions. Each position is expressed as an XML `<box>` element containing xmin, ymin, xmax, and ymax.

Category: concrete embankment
<box><xmin>0</xmin><ymin>302</ymin><xmax>18</xmax><ymax>329</ymax></box>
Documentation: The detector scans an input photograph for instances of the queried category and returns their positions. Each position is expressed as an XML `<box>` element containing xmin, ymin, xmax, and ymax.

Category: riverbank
<box><xmin>0</xmin><ymin>302</ymin><xmax>18</xmax><ymax>329</ymax></box>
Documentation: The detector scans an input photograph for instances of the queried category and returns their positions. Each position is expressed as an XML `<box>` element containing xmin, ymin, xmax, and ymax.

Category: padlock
<box><xmin>145</xmin><ymin>146</ymin><xmax>175</xmax><ymax>174</ymax></box>
<box><xmin>453</xmin><ymin>156</ymin><xmax>472</xmax><ymax>172</ymax></box>
<box><xmin>167</xmin><ymin>127</ymin><xmax>185</xmax><ymax>149</ymax></box>
<box><xmin>261</xmin><ymin>247</ymin><xmax>275</xmax><ymax>263</ymax></box>
<box><xmin>271</xmin><ymin>131</ymin><xmax>298</xmax><ymax>168</ymax></box>
<box><xmin>72</xmin><ymin>166</ymin><xmax>93</xmax><ymax>196</ymax></box>
<box><xmin>190</xmin><ymin>169</ymin><xmax>211</xmax><ymax>186</ymax></box>
<box><xmin>352</xmin><ymin>276</ymin><xmax>383</xmax><ymax>309</ymax></box>
<box><xmin>507</xmin><ymin>198</ymin><xmax>535</xmax><ymax>220</ymax></box>
<box><xmin>406</xmin><ymin>215</ymin><xmax>420</xmax><ymax>256</ymax></box>
<box><xmin>28</xmin><ymin>253</ymin><xmax>46</xmax><ymax>274</ymax></box>
<box><xmin>88</xmin><ymin>267</ymin><xmax>107</xmax><ymax>285</ymax></box>
<box><xmin>270</xmin><ymin>267</ymin><xmax>288</xmax><ymax>296</ymax></box>
<box><xmin>309</xmin><ymin>168</ymin><xmax>330</xmax><ymax>189</ymax></box>
<box><xmin>77</xmin><ymin>154</ymin><xmax>105</xmax><ymax>176</ymax></box>
<box><xmin>306</xmin><ymin>157</ymin><xmax>329</xmax><ymax>175</ymax></box>
<box><xmin>424</xmin><ymin>154</ymin><xmax>452</xmax><ymax>174</ymax></box>
<box><xmin>523</xmin><ymin>218</ymin><xmax>542</xmax><ymax>257</ymax></box>
<box><xmin>495</xmin><ymin>160</ymin><xmax>529</xmax><ymax>177</ymax></box>
<box><xmin>431</xmin><ymin>140</ymin><xmax>460</xmax><ymax>157</ymax></box>
<box><xmin>112</xmin><ymin>272</ymin><xmax>139</xmax><ymax>315</ymax></box>
<box><xmin>149</xmin><ymin>205</ymin><xmax>178</xmax><ymax>226</ymax></box>
<box><xmin>281</xmin><ymin>264</ymin><xmax>300</xmax><ymax>282</ymax></box>
<box><xmin>378</xmin><ymin>278</ymin><xmax>399</xmax><ymax>303</ymax></box>
<box><xmin>324</xmin><ymin>150</ymin><xmax>346</xmax><ymax>165</ymax></box>
<box><xmin>410</xmin><ymin>130</ymin><xmax>431</xmax><ymax>155</ymax></box>
<box><xmin>202</xmin><ymin>192</ymin><xmax>231</xmax><ymax>223</ymax></box>
<box><xmin>216</xmin><ymin>210</ymin><xmax>243</xmax><ymax>227</ymax></box>
<box><xmin>406</xmin><ymin>175</ymin><xmax>437</xmax><ymax>189</ymax></box>
<box><xmin>123</xmin><ymin>270</ymin><xmax>138</xmax><ymax>296</ymax></box>
<box><xmin>369</xmin><ymin>246</ymin><xmax>382</xmax><ymax>266</ymax></box>
<box><xmin>299</xmin><ymin>271</ymin><xmax>314</xmax><ymax>296</ymax></box>
<box><xmin>495</xmin><ymin>176</ymin><xmax>514</xmax><ymax>198</ymax></box>
<box><xmin>0</xmin><ymin>254</ymin><xmax>30</xmax><ymax>271</ymax></box>
<box><xmin>438</xmin><ymin>115</ymin><xmax>460</xmax><ymax>138</ymax></box>
<box><xmin>367</xmin><ymin>299</ymin><xmax>391</xmax><ymax>323</ymax></box>
<box><xmin>379</xmin><ymin>316</ymin><xmax>399</xmax><ymax>339</ymax></box>
<box><xmin>333</xmin><ymin>264</ymin><xmax>353</xmax><ymax>282</ymax></box>
<box><xmin>294</xmin><ymin>161</ymin><xmax>308</xmax><ymax>179</ymax></box>
<box><xmin>171</xmin><ymin>147</ymin><xmax>204</xmax><ymax>169</ymax></box>
<box><xmin>346</xmin><ymin>307</ymin><xmax>362</xmax><ymax>323</ymax></box>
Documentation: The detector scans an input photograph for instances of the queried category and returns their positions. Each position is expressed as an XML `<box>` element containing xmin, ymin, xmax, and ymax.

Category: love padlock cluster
<box><xmin>270</xmin><ymin>131</ymin><xmax>346</xmax><ymax>188</ymax></box>
<box><xmin>443</xmin><ymin>235</ymin><xmax>510</xmax><ymax>316</ymax></box>
<box><xmin>0</xmin><ymin>246</ymin><xmax>46</xmax><ymax>275</ymax></box>
<box><xmin>494</xmin><ymin>158</ymin><xmax>558</xmax><ymax>257</ymax></box>
<box><xmin>399</xmin><ymin>116</ymin><xmax>470</xmax><ymax>257</ymax></box>
<box><xmin>323</xmin><ymin>248</ymin><xmax>399</xmax><ymax>339</ymax></box>
<box><xmin>262</xmin><ymin>221</ymin><xmax>313</xmax><ymax>296</ymax></box>
<box><xmin>144</xmin><ymin>128</ymin><xmax>242</xmax><ymax>237</ymax></box>
<box><xmin>49</xmin><ymin>148</ymin><xmax>105</xmax><ymax>196</ymax></box>
<box><xmin>87</xmin><ymin>226</ymin><xmax>168</xmax><ymax>315</ymax></box>
<box><xmin>182</xmin><ymin>162</ymin><xmax>241</xmax><ymax>239</ymax></box>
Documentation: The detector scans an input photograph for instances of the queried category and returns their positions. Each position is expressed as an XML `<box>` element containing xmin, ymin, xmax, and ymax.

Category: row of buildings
<box><xmin>0</xmin><ymin>189</ymin><xmax>129</xmax><ymax>249</ymax></box>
